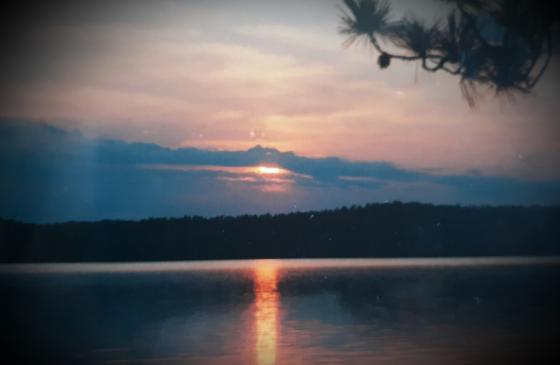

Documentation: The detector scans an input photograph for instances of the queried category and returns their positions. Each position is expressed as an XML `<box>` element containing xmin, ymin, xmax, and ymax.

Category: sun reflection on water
<box><xmin>254</xmin><ymin>262</ymin><xmax>279</xmax><ymax>365</ymax></box>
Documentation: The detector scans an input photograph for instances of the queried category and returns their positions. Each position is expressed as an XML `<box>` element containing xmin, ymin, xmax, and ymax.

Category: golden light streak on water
<box><xmin>254</xmin><ymin>262</ymin><xmax>279</xmax><ymax>365</ymax></box>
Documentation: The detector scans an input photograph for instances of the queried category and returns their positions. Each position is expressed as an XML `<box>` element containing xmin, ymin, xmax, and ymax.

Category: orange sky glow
<box><xmin>1</xmin><ymin>0</ymin><xmax>559</xmax><ymax>181</ymax></box>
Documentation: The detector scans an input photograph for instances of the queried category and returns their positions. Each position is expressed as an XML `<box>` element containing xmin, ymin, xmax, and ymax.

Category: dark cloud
<box><xmin>1</xmin><ymin>120</ymin><xmax>559</xmax><ymax>223</ymax></box>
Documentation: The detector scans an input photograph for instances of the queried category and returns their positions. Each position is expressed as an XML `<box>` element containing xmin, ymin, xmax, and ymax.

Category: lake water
<box><xmin>1</xmin><ymin>258</ymin><xmax>559</xmax><ymax>364</ymax></box>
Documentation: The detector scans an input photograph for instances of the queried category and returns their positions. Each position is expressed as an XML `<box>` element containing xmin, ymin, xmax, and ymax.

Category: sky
<box><xmin>1</xmin><ymin>0</ymin><xmax>560</xmax><ymax>222</ymax></box>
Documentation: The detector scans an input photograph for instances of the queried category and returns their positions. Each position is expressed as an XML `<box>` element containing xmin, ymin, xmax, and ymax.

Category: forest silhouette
<box><xmin>1</xmin><ymin>202</ymin><xmax>558</xmax><ymax>262</ymax></box>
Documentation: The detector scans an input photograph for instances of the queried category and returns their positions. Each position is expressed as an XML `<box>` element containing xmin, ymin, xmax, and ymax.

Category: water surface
<box><xmin>1</xmin><ymin>258</ymin><xmax>559</xmax><ymax>364</ymax></box>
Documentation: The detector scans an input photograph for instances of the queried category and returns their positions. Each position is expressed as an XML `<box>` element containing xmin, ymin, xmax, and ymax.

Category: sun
<box><xmin>255</xmin><ymin>166</ymin><xmax>283</xmax><ymax>175</ymax></box>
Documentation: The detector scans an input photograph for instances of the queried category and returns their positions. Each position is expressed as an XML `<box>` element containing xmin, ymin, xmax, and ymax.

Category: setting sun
<box><xmin>255</xmin><ymin>166</ymin><xmax>284</xmax><ymax>175</ymax></box>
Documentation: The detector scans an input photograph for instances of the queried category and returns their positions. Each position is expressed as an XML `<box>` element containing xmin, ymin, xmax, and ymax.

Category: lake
<box><xmin>1</xmin><ymin>258</ymin><xmax>559</xmax><ymax>364</ymax></box>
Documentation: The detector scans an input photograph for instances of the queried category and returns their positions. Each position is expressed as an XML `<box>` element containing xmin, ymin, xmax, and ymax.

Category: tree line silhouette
<box><xmin>1</xmin><ymin>202</ymin><xmax>559</xmax><ymax>262</ymax></box>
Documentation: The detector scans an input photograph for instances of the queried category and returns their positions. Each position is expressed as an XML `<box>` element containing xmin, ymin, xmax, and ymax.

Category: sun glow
<box><xmin>255</xmin><ymin>166</ymin><xmax>284</xmax><ymax>175</ymax></box>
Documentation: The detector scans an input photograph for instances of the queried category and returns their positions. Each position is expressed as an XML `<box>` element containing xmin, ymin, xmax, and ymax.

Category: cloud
<box><xmin>2</xmin><ymin>0</ymin><xmax>559</xmax><ymax>182</ymax></box>
<box><xmin>235</xmin><ymin>24</ymin><xmax>335</xmax><ymax>51</ymax></box>
<box><xmin>1</xmin><ymin>120</ymin><xmax>559</xmax><ymax>223</ymax></box>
